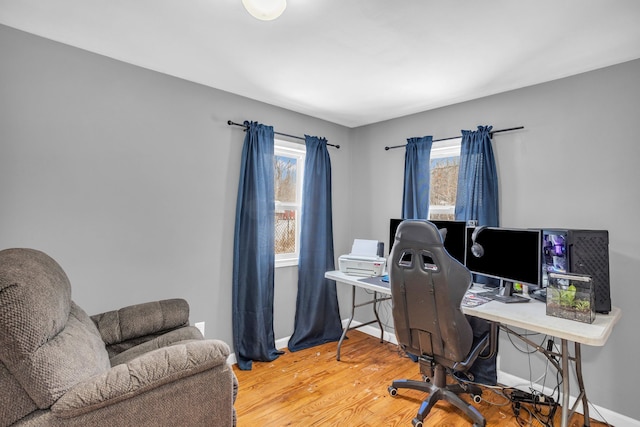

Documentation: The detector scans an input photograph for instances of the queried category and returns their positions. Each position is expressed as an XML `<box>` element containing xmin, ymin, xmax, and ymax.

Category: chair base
<box><xmin>388</xmin><ymin>378</ymin><xmax>486</xmax><ymax>427</ymax></box>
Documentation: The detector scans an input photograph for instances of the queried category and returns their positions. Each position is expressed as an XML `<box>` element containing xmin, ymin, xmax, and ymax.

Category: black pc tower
<box><xmin>541</xmin><ymin>229</ymin><xmax>611</xmax><ymax>313</ymax></box>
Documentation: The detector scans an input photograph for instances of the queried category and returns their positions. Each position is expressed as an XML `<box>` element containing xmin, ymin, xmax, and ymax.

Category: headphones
<box><xmin>471</xmin><ymin>226</ymin><xmax>486</xmax><ymax>258</ymax></box>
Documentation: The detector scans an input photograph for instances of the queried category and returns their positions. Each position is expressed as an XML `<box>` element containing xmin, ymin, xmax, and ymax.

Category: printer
<box><xmin>338</xmin><ymin>239</ymin><xmax>387</xmax><ymax>277</ymax></box>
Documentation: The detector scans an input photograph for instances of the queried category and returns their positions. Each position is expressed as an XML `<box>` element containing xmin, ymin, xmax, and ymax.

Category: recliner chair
<box><xmin>0</xmin><ymin>248</ymin><xmax>237</xmax><ymax>427</ymax></box>
<box><xmin>387</xmin><ymin>220</ymin><xmax>493</xmax><ymax>427</ymax></box>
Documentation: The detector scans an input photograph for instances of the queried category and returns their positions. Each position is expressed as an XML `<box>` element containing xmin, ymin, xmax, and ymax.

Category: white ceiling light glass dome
<box><xmin>242</xmin><ymin>0</ymin><xmax>287</xmax><ymax>21</ymax></box>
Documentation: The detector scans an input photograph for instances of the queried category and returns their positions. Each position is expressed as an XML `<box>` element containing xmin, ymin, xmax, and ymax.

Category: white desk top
<box><xmin>464</xmin><ymin>291</ymin><xmax>621</xmax><ymax>346</ymax></box>
<box><xmin>325</xmin><ymin>270</ymin><xmax>622</xmax><ymax>347</ymax></box>
<box><xmin>325</xmin><ymin>270</ymin><xmax>391</xmax><ymax>294</ymax></box>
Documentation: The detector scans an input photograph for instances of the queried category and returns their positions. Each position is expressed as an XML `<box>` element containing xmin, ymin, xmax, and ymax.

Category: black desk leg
<box><xmin>372</xmin><ymin>291</ymin><xmax>384</xmax><ymax>343</ymax></box>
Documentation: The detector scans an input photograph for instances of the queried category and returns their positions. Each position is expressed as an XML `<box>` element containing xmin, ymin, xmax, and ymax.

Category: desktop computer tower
<box><xmin>542</xmin><ymin>229</ymin><xmax>611</xmax><ymax>313</ymax></box>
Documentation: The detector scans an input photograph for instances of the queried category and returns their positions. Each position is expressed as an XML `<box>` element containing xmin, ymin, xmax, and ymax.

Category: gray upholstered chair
<box><xmin>387</xmin><ymin>220</ymin><xmax>492</xmax><ymax>427</ymax></box>
<box><xmin>0</xmin><ymin>248</ymin><xmax>237</xmax><ymax>427</ymax></box>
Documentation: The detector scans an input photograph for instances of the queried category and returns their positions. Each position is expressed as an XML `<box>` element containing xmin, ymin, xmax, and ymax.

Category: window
<box><xmin>274</xmin><ymin>139</ymin><xmax>305</xmax><ymax>267</ymax></box>
<box><xmin>429</xmin><ymin>138</ymin><xmax>461</xmax><ymax>221</ymax></box>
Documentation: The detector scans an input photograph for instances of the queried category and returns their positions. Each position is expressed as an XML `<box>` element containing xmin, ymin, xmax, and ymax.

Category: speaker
<box><xmin>542</xmin><ymin>229</ymin><xmax>611</xmax><ymax>313</ymax></box>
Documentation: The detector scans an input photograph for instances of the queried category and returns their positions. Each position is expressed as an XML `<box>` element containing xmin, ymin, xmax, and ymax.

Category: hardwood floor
<box><xmin>233</xmin><ymin>331</ymin><xmax>608</xmax><ymax>426</ymax></box>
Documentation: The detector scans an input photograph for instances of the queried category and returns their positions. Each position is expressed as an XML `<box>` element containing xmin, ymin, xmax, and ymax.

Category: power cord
<box><xmin>505</xmin><ymin>387</ymin><xmax>558</xmax><ymax>426</ymax></box>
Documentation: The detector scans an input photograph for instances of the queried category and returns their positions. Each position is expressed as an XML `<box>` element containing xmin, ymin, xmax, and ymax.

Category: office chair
<box><xmin>387</xmin><ymin>220</ymin><xmax>492</xmax><ymax>427</ymax></box>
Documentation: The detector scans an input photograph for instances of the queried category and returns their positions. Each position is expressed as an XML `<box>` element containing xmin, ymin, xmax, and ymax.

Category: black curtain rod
<box><xmin>227</xmin><ymin>120</ymin><xmax>340</xmax><ymax>149</ymax></box>
<box><xmin>384</xmin><ymin>126</ymin><xmax>524</xmax><ymax>151</ymax></box>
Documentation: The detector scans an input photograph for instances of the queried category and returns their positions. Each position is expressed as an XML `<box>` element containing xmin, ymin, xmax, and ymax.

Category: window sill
<box><xmin>275</xmin><ymin>257</ymin><xmax>299</xmax><ymax>268</ymax></box>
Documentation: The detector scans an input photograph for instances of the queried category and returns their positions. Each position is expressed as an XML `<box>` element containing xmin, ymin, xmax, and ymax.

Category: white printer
<box><xmin>338</xmin><ymin>239</ymin><xmax>387</xmax><ymax>277</ymax></box>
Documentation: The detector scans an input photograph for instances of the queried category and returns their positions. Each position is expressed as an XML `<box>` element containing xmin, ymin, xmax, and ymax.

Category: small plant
<box><xmin>557</xmin><ymin>284</ymin><xmax>576</xmax><ymax>307</ymax></box>
<box><xmin>573</xmin><ymin>299</ymin><xmax>591</xmax><ymax>311</ymax></box>
<box><xmin>547</xmin><ymin>282</ymin><xmax>594</xmax><ymax>323</ymax></box>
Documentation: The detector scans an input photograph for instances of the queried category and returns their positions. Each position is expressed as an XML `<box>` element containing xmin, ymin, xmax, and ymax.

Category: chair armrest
<box><xmin>91</xmin><ymin>299</ymin><xmax>190</xmax><ymax>346</ymax></box>
<box><xmin>109</xmin><ymin>326</ymin><xmax>204</xmax><ymax>366</ymax></box>
<box><xmin>52</xmin><ymin>339</ymin><xmax>231</xmax><ymax>419</ymax></box>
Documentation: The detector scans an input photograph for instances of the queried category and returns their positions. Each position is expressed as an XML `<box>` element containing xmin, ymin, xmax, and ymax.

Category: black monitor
<box><xmin>465</xmin><ymin>227</ymin><xmax>542</xmax><ymax>289</ymax></box>
<box><xmin>389</xmin><ymin>219</ymin><xmax>468</xmax><ymax>265</ymax></box>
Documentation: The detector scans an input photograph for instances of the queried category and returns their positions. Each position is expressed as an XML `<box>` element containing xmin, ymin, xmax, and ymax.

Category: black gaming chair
<box><xmin>387</xmin><ymin>220</ymin><xmax>492</xmax><ymax>427</ymax></box>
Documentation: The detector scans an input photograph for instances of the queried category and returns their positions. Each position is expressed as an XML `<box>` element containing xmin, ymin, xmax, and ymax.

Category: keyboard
<box><xmin>490</xmin><ymin>294</ymin><xmax>530</xmax><ymax>304</ymax></box>
<box><xmin>475</xmin><ymin>290</ymin><xmax>530</xmax><ymax>304</ymax></box>
<box><xmin>475</xmin><ymin>290</ymin><xmax>499</xmax><ymax>298</ymax></box>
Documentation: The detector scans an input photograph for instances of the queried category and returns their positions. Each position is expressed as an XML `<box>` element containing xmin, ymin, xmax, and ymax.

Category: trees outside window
<box><xmin>429</xmin><ymin>138</ymin><xmax>461</xmax><ymax>221</ymax></box>
<box><xmin>274</xmin><ymin>140</ymin><xmax>305</xmax><ymax>267</ymax></box>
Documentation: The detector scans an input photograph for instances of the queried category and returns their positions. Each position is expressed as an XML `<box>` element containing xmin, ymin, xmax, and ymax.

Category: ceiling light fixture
<box><xmin>242</xmin><ymin>0</ymin><xmax>287</xmax><ymax>21</ymax></box>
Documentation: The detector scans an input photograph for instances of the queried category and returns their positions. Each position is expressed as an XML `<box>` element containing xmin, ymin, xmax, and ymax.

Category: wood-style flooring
<box><xmin>232</xmin><ymin>331</ymin><xmax>609</xmax><ymax>426</ymax></box>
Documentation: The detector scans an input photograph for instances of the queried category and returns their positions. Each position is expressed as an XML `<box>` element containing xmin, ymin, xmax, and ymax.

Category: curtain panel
<box><xmin>454</xmin><ymin>125</ymin><xmax>499</xmax><ymax>227</ymax></box>
<box><xmin>288</xmin><ymin>136</ymin><xmax>342</xmax><ymax>352</ymax></box>
<box><xmin>454</xmin><ymin>124</ymin><xmax>500</xmax><ymax>386</ymax></box>
<box><xmin>402</xmin><ymin>136</ymin><xmax>433</xmax><ymax>219</ymax></box>
<box><xmin>232</xmin><ymin>121</ymin><xmax>283</xmax><ymax>370</ymax></box>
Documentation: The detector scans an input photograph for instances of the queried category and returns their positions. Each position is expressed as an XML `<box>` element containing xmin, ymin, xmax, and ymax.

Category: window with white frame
<box><xmin>429</xmin><ymin>138</ymin><xmax>461</xmax><ymax>220</ymax></box>
<box><xmin>274</xmin><ymin>139</ymin><xmax>305</xmax><ymax>267</ymax></box>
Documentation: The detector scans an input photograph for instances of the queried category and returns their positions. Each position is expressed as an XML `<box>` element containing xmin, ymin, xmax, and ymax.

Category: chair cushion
<box><xmin>0</xmin><ymin>248</ymin><xmax>110</xmax><ymax>415</ymax></box>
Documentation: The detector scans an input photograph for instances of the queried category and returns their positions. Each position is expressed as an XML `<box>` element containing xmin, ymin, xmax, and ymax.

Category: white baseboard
<box><xmin>349</xmin><ymin>322</ymin><xmax>640</xmax><ymax>426</ymax></box>
<box><xmin>228</xmin><ymin>320</ymin><xmax>376</xmax><ymax>366</ymax></box>
<box><xmin>229</xmin><ymin>321</ymin><xmax>639</xmax><ymax>426</ymax></box>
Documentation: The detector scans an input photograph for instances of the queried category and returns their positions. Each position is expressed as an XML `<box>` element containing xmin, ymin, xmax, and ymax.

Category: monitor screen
<box><xmin>465</xmin><ymin>227</ymin><xmax>542</xmax><ymax>287</ymax></box>
<box><xmin>389</xmin><ymin>218</ymin><xmax>403</xmax><ymax>253</ymax></box>
<box><xmin>389</xmin><ymin>219</ymin><xmax>468</xmax><ymax>264</ymax></box>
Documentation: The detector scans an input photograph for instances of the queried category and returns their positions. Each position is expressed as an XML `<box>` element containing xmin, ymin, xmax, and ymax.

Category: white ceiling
<box><xmin>2</xmin><ymin>0</ymin><xmax>640</xmax><ymax>128</ymax></box>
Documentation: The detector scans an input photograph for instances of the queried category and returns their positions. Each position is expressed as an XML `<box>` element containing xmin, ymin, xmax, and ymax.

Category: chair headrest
<box><xmin>0</xmin><ymin>248</ymin><xmax>72</xmax><ymax>355</ymax></box>
<box><xmin>393</xmin><ymin>220</ymin><xmax>444</xmax><ymax>249</ymax></box>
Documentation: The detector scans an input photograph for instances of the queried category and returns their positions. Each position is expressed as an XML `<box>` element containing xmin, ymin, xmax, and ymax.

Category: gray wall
<box><xmin>0</xmin><ymin>24</ymin><xmax>353</xmax><ymax>351</ymax></box>
<box><xmin>348</xmin><ymin>58</ymin><xmax>640</xmax><ymax>421</ymax></box>
<box><xmin>2</xmin><ymin>22</ymin><xmax>639</xmax><ymax>422</ymax></box>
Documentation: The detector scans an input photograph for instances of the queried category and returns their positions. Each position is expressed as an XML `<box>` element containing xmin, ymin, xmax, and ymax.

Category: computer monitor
<box><xmin>389</xmin><ymin>219</ymin><xmax>468</xmax><ymax>265</ymax></box>
<box><xmin>465</xmin><ymin>227</ymin><xmax>542</xmax><ymax>290</ymax></box>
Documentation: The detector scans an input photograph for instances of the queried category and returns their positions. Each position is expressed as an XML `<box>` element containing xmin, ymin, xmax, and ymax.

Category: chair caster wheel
<box><xmin>387</xmin><ymin>386</ymin><xmax>397</xmax><ymax>396</ymax></box>
<box><xmin>412</xmin><ymin>418</ymin><xmax>423</xmax><ymax>427</ymax></box>
<box><xmin>473</xmin><ymin>394</ymin><xmax>482</xmax><ymax>403</ymax></box>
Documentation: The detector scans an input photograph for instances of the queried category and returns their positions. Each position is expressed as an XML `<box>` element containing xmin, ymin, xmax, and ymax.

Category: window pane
<box><xmin>429</xmin><ymin>156</ymin><xmax>459</xmax><ymax>220</ymax></box>
<box><xmin>275</xmin><ymin>209</ymin><xmax>296</xmax><ymax>254</ymax></box>
<box><xmin>275</xmin><ymin>155</ymin><xmax>297</xmax><ymax>203</ymax></box>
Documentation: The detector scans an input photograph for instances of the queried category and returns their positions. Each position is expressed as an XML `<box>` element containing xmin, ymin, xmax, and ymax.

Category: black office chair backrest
<box><xmin>389</xmin><ymin>220</ymin><xmax>474</xmax><ymax>365</ymax></box>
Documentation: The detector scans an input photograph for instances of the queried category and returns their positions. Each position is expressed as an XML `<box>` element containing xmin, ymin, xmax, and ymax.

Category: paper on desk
<box><xmin>350</xmin><ymin>239</ymin><xmax>379</xmax><ymax>256</ymax></box>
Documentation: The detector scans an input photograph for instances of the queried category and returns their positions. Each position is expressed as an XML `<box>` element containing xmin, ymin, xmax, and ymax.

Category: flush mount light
<box><xmin>242</xmin><ymin>0</ymin><xmax>287</xmax><ymax>21</ymax></box>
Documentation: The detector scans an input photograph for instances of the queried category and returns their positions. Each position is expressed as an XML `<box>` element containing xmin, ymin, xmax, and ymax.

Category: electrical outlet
<box><xmin>195</xmin><ymin>321</ymin><xmax>205</xmax><ymax>337</ymax></box>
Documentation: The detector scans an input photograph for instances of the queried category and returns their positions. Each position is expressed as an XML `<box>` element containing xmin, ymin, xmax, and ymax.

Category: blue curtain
<box><xmin>232</xmin><ymin>121</ymin><xmax>283</xmax><ymax>370</ymax></box>
<box><xmin>402</xmin><ymin>136</ymin><xmax>433</xmax><ymax>219</ymax></box>
<box><xmin>454</xmin><ymin>125</ymin><xmax>499</xmax><ymax>227</ymax></box>
<box><xmin>454</xmin><ymin>124</ymin><xmax>499</xmax><ymax>386</ymax></box>
<box><xmin>288</xmin><ymin>136</ymin><xmax>343</xmax><ymax>352</ymax></box>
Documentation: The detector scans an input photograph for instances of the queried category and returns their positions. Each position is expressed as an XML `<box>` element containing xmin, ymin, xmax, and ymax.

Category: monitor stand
<box><xmin>498</xmin><ymin>280</ymin><xmax>515</xmax><ymax>297</ymax></box>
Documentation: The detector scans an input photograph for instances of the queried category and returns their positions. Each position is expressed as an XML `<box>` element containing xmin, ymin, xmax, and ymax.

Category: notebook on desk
<box><xmin>462</xmin><ymin>292</ymin><xmax>492</xmax><ymax>307</ymax></box>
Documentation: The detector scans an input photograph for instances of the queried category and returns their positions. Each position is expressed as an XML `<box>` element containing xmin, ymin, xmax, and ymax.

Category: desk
<box><xmin>325</xmin><ymin>270</ymin><xmax>622</xmax><ymax>427</ymax></box>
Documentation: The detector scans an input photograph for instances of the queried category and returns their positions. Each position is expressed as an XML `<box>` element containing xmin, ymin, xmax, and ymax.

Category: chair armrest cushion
<box><xmin>91</xmin><ymin>299</ymin><xmax>190</xmax><ymax>345</ymax></box>
<box><xmin>109</xmin><ymin>326</ymin><xmax>203</xmax><ymax>366</ymax></box>
<box><xmin>52</xmin><ymin>339</ymin><xmax>230</xmax><ymax>418</ymax></box>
